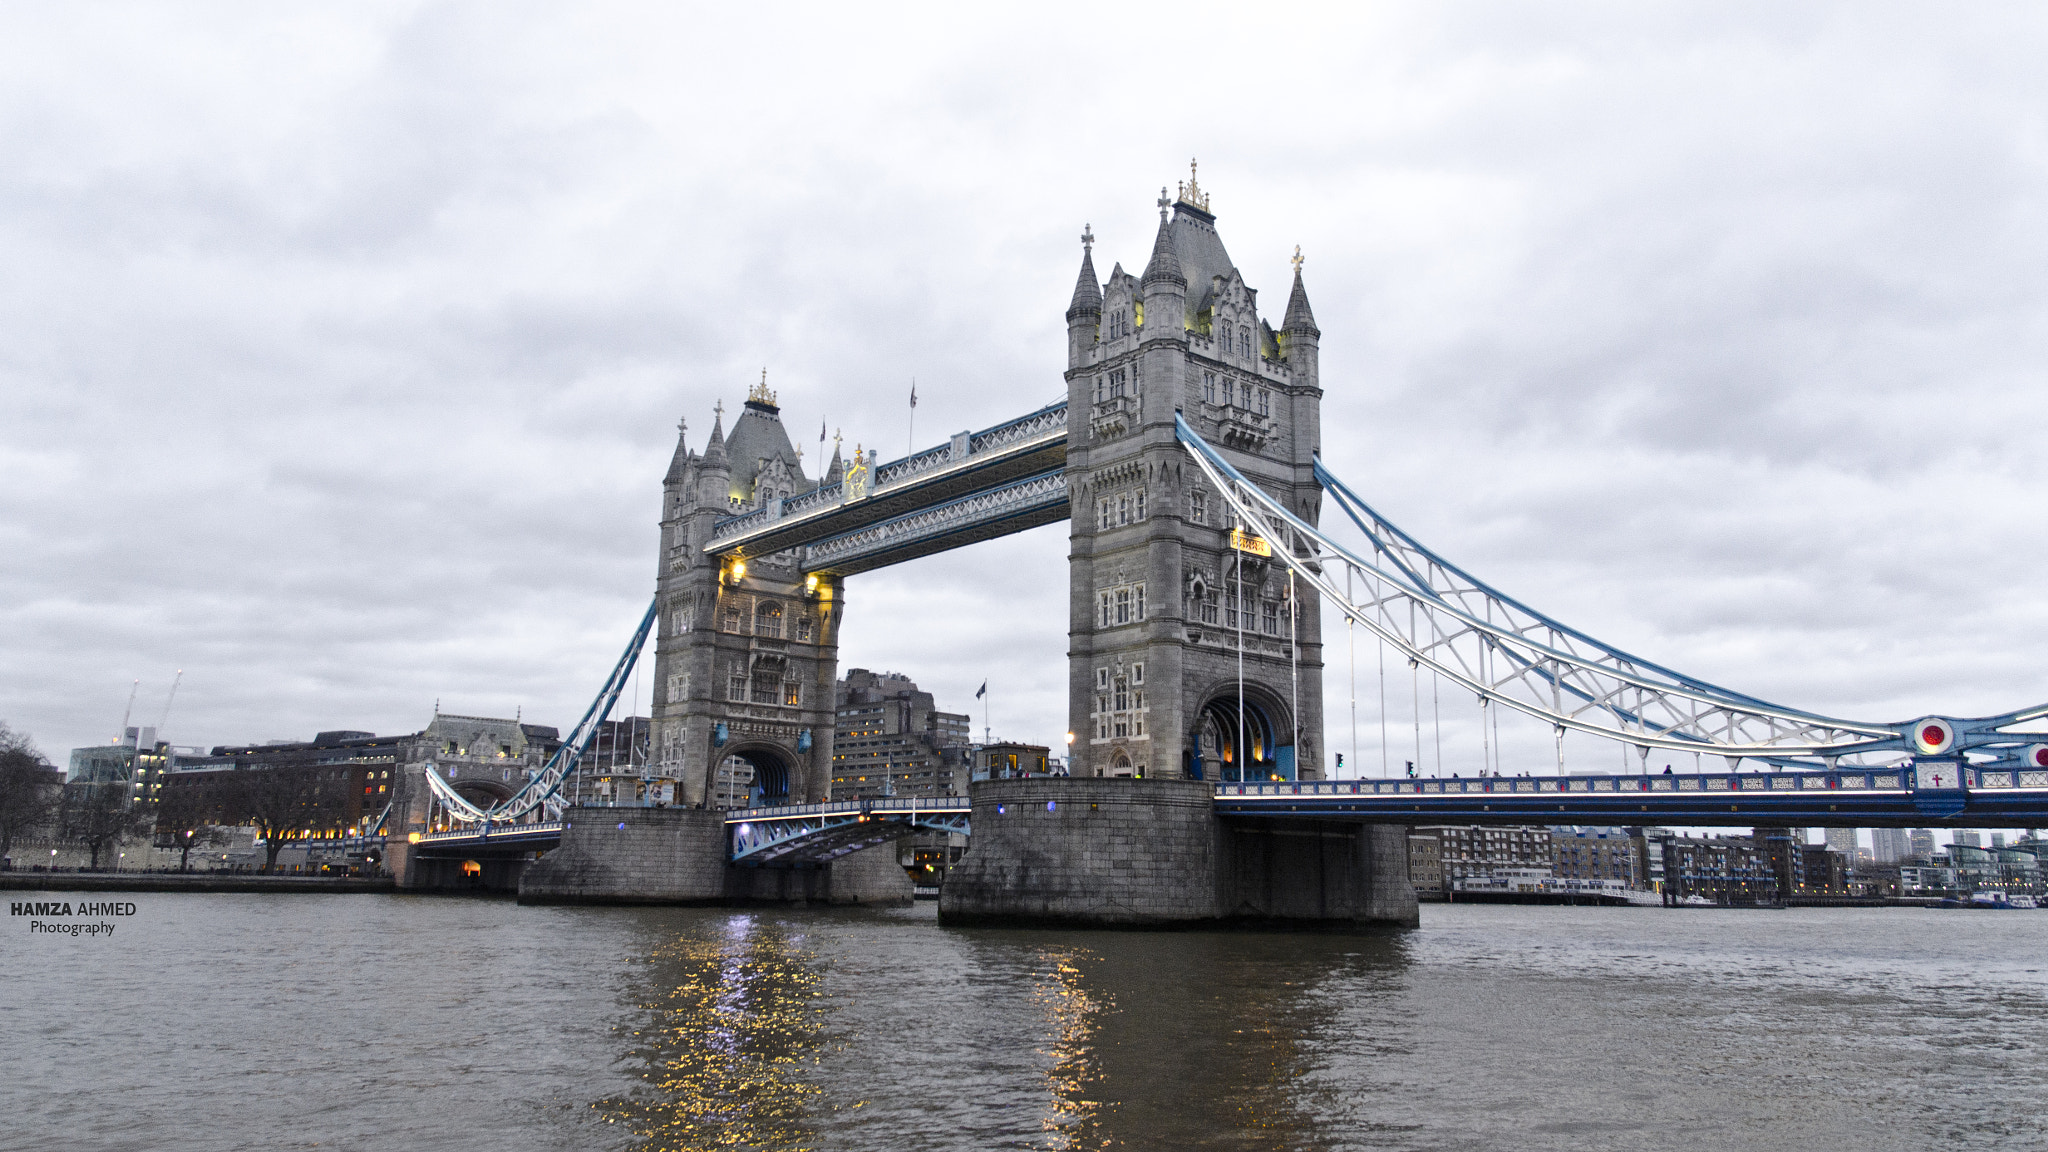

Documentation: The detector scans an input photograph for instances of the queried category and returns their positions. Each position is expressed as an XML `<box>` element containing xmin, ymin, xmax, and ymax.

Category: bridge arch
<box><xmin>707</xmin><ymin>741</ymin><xmax>799</xmax><ymax>809</ymax></box>
<box><xmin>1190</xmin><ymin>681</ymin><xmax>1291</xmax><ymax>783</ymax></box>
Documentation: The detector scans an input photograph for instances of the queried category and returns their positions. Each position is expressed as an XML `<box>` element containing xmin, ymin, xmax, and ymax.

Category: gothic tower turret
<box><xmin>648</xmin><ymin>384</ymin><xmax>842</xmax><ymax>811</ymax></box>
<box><xmin>1064</xmin><ymin>164</ymin><xmax>1326</xmax><ymax>784</ymax></box>
<box><xmin>1066</xmin><ymin>226</ymin><xmax>1102</xmax><ymax>369</ymax></box>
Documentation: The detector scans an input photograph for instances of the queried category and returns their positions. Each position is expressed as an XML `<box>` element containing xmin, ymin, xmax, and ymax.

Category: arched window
<box><xmin>1239</xmin><ymin>327</ymin><xmax>1252</xmax><ymax>357</ymax></box>
<box><xmin>754</xmin><ymin>601</ymin><xmax>783</xmax><ymax>638</ymax></box>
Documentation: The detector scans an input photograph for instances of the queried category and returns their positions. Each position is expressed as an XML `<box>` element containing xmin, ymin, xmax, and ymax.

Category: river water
<box><xmin>5</xmin><ymin>896</ymin><xmax>2045</xmax><ymax>1151</ymax></box>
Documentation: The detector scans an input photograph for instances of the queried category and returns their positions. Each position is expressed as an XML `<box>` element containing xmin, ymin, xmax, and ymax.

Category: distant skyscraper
<box><xmin>1954</xmin><ymin>830</ymin><xmax>1982</xmax><ymax>849</ymax></box>
<box><xmin>1871</xmin><ymin>827</ymin><xmax>1911</xmax><ymax>864</ymax></box>
<box><xmin>1990</xmin><ymin>832</ymin><xmax>2006</xmax><ymax>849</ymax></box>
<box><xmin>1824</xmin><ymin>828</ymin><xmax>1858</xmax><ymax>856</ymax></box>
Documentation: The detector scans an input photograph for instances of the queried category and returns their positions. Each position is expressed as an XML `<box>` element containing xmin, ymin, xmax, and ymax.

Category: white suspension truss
<box><xmin>423</xmin><ymin>598</ymin><xmax>659</xmax><ymax>826</ymax></box>
<box><xmin>1174</xmin><ymin>413</ymin><xmax>2048</xmax><ymax>767</ymax></box>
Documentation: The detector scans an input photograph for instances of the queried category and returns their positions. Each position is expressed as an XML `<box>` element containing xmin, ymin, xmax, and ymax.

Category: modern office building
<box><xmin>830</xmin><ymin>669</ymin><xmax>971</xmax><ymax>799</ymax></box>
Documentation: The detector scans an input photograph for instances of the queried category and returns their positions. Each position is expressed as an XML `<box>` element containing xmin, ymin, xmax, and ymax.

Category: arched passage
<box><xmin>710</xmin><ymin>742</ymin><xmax>798</xmax><ymax>809</ymax></box>
<box><xmin>1190</xmin><ymin>689</ymin><xmax>1290</xmax><ymax>783</ymax></box>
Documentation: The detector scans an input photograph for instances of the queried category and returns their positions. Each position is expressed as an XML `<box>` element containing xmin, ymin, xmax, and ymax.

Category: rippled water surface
<box><xmin>6</xmin><ymin>896</ymin><xmax>2046</xmax><ymax>1150</ymax></box>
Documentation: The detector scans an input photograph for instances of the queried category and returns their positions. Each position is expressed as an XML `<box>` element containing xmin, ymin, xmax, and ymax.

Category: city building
<box><xmin>1405</xmin><ymin>833</ymin><xmax>1444</xmax><ymax>898</ymax></box>
<box><xmin>575</xmin><ymin>716</ymin><xmax>655</xmax><ymax>806</ymax></box>
<box><xmin>1870</xmin><ymin>827</ymin><xmax>1912</xmax><ymax>864</ymax></box>
<box><xmin>1909</xmin><ymin>828</ymin><xmax>1937</xmax><ymax>859</ymax></box>
<box><xmin>1656</xmin><ymin>833</ymin><xmax>1775</xmax><ymax>905</ymax></box>
<box><xmin>1823</xmin><ymin>827</ymin><xmax>1858</xmax><ymax>858</ymax></box>
<box><xmin>973</xmin><ymin>742</ymin><xmax>1055</xmax><ymax>781</ymax></box>
<box><xmin>1549</xmin><ymin>826</ymin><xmax>1641</xmax><ymax>887</ymax></box>
<box><xmin>1953</xmin><ymin>830</ymin><xmax>1982</xmax><ymax>849</ymax></box>
<box><xmin>830</xmin><ymin>669</ymin><xmax>971</xmax><ymax>800</ymax></box>
<box><xmin>1417</xmin><ymin>825</ymin><xmax>1554</xmax><ymax>891</ymax></box>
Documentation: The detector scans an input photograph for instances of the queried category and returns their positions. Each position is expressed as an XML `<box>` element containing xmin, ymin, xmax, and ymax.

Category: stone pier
<box><xmin>938</xmin><ymin>778</ymin><xmax>1417</xmax><ymax>929</ymax></box>
<box><xmin>515</xmin><ymin>806</ymin><xmax>911</xmax><ymax>906</ymax></box>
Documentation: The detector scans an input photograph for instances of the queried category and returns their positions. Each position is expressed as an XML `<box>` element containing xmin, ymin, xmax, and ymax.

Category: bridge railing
<box><xmin>725</xmin><ymin>796</ymin><xmax>970</xmax><ymax>825</ymax></box>
<box><xmin>968</xmin><ymin>402</ymin><xmax>1067</xmax><ymax>455</ymax></box>
<box><xmin>1216</xmin><ymin>767</ymin><xmax>2048</xmax><ymax>797</ymax></box>
<box><xmin>412</xmin><ymin>820</ymin><xmax>566</xmax><ymax>844</ymax></box>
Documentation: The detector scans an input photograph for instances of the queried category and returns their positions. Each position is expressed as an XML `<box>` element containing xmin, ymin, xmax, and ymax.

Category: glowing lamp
<box><xmin>407</xmin><ymin>832</ymin><xmax>421</xmax><ymax>844</ymax></box>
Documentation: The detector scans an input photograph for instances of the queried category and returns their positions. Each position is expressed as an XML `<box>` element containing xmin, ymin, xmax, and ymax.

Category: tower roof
<box><xmin>723</xmin><ymin>387</ymin><xmax>807</xmax><ymax>494</ymax></box>
<box><xmin>663</xmin><ymin>418</ymin><xmax>691</xmax><ymax>485</ymax></box>
<box><xmin>1066</xmin><ymin>225</ymin><xmax>1103</xmax><ymax>320</ymax></box>
<box><xmin>702</xmin><ymin>404</ymin><xmax>728</xmax><ymax>468</ymax></box>
<box><xmin>1141</xmin><ymin>190</ymin><xmax>1185</xmax><ymax>288</ymax></box>
<box><xmin>1283</xmin><ymin>248</ymin><xmax>1319</xmax><ymax>337</ymax></box>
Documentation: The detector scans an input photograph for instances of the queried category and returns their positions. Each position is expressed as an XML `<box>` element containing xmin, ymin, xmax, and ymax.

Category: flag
<box><xmin>819</xmin><ymin>419</ymin><xmax>826</xmax><ymax>443</ymax></box>
<box><xmin>910</xmin><ymin>379</ymin><xmax>918</xmax><ymax>409</ymax></box>
<box><xmin>975</xmin><ymin>680</ymin><xmax>986</xmax><ymax>699</ymax></box>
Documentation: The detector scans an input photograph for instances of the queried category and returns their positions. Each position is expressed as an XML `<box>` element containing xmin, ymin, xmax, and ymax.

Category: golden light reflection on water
<box><xmin>1031</xmin><ymin>946</ymin><xmax>1110</xmax><ymax>1150</ymax></box>
<box><xmin>595</xmin><ymin>915</ymin><xmax>829</xmax><ymax>1151</ymax></box>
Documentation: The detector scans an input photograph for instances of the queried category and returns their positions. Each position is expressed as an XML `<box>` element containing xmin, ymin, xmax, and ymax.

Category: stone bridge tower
<box><xmin>1064</xmin><ymin>168</ymin><xmax>1326</xmax><ymax>783</ymax></box>
<box><xmin>650</xmin><ymin>376</ymin><xmax>845</xmax><ymax>807</ymax></box>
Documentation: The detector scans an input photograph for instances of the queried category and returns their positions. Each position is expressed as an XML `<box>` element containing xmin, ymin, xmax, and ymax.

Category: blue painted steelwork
<box><xmin>1214</xmin><ymin>764</ymin><xmax>2048</xmax><ymax>827</ymax></box>
<box><xmin>727</xmin><ymin>797</ymin><xmax>971</xmax><ymax>865</ymax></box>
<box><xmin>1173</xmin><ymin>413</ymin><xmax>2048</xmax><ymax>770</ymax></box>
<box><xmin>423</xmin><ymin>598</ymin><xmax>660</xmax><ymax>827</ymax></box>
<box><xmin>706</xmin><ymin>402</ymin><xmax>1069</xmax><ymax>563</ymax></box>
<box><xmin>408</xmin><ymin>820</ymin><xmax>567</xmax><ymax>857</ymax></box>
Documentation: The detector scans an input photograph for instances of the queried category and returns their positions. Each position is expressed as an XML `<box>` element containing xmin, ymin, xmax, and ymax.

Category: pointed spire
<box><xmin>1282</xmin><ymin>246</ymin><xmax>1319</xmax><ymax>336</ymax></box>
<box><xmin>826</xmin><ymin>430</ymin><xmax>845</xmax><ymax>486</ymax></box>
<box><xmin>1066</xmin><ymin>224</ymin><xmax>1102</xmax><ymax>321</ymax></box>
<box><xmin>702</xmin><ymin>401</ymin><xmax>728</xmax><ymax>467</ymax></box>
<box><xmin>664</xmin><ymin>417</ymin><xmax>691</xmax><ymax>485</ymax></box>
<box><xmin>1141</xmin><ymin>190</ymin><xmax>1184</xmax><ymax>287</ymax></box>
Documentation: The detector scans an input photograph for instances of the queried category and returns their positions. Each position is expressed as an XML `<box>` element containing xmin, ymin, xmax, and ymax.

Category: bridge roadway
<box><xmin>401</xmin><ymin>764</ymin><xmax>2048</xmax><ymax>864</ymax></box>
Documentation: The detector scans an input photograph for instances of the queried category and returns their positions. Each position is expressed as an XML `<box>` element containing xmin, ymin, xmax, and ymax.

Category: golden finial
<box><xmin>1291</xmin><ymin>245</ymin><xmax>1304</xmax><ymax>275</ymax></box>
<box><xmin>748</xmin><ymin>367</ymin><xmax>777</xmax><ymax>407</ymax></box>
<box><xmin>1177</xmin><ymin>158</ymin><xmax>1210</xmax><ymax>213</ymax></box>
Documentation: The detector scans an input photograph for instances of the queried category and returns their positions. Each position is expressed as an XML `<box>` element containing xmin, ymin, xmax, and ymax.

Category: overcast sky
<box><xmin>6</xmin><ymin>4</ymin><xmax>2048</xmax><ymax>845</ymax></box>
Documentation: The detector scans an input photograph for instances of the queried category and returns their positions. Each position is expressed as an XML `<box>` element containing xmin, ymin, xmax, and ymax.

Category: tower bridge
<box><xmin>387</xmin><ymin>167</ymin><xmax>2048</xmax><ymax>926</ymax></box>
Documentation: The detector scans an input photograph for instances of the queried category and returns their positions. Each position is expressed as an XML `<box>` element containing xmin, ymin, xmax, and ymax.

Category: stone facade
<box><xmin>517</xmin><ymin>806</ymin><xmax>910</xmax><ymax>905</ymax></box>
<box><xmin>939</xmin><ymin>777</ymin><xmax>1417</xmax><ymax>928</ymax></box>
<box><xmin>651</xmin><ymin>379</ymin><xmax>846</xmax><ymax>808</ymax></box>
<box><xmin>1063</xmin><ymin>169</ymin><xmax>1326</xmax><ymax>783</ymax></box>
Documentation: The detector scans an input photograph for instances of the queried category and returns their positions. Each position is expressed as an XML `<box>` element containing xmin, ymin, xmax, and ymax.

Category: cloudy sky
<box><xmin>6</xmin><ymin>3</ymin><xmax>2048</xmax><ymax>837</ymax></box>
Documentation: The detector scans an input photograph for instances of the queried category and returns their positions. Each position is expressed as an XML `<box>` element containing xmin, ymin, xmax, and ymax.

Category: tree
<box><xmin>0</xmin><ymin>722</ymin><xmax>59</xmax><ymax>866</ymax></box>
<box><xmin>224</xmin><ymin>766</ymin><xmax>350</xmax><ymax>873</ymax></box>
<box><xmin>59</xmin><ymin>779</ymin><xmax>149</xmax><ymax>871</ymax></box>
<box><xmin>153</xmin><ymin>779</ymin><xmax>229</xmax><ymax>873</ymax></box>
